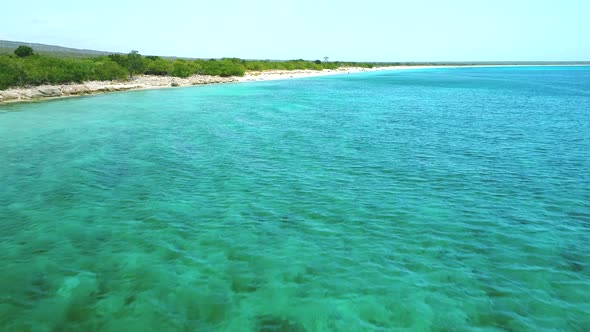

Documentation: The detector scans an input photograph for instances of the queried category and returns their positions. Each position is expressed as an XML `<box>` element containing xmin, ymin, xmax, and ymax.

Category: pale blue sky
<box><xmin>1</xmin><ymin>0</ymin><xmax>588</xmax><ymax>61</ymax></box>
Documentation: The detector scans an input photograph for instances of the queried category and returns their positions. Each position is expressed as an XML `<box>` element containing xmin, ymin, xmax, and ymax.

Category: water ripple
<box><xmin>1</xmin><ymin>67</ymin><xmax>589</xmax><ymax>331</ymax></box>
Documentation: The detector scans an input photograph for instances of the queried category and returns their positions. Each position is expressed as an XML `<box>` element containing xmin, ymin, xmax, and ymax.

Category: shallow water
<box><xmin>1</xmin><ymin>67</ymin><xmax>589</xmax><ymax>331</ymax></box>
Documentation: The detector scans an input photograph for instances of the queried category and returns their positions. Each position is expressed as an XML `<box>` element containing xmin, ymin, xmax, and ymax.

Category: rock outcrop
<box><xmin>37</xmin><ymin>87</ymin><xmax>62</xmax><ymax>97</ymax></box>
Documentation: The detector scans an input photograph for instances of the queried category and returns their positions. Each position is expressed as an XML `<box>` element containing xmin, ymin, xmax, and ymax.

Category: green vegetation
<box><xmin>0</xmin><ymin>46</ymin><xmax>382</xmax><ymax>90</ymax></box>
<box><xmin>0</xmin><ymin>55</ymin><xmax>122</xmax><ymax>89</ymax></box>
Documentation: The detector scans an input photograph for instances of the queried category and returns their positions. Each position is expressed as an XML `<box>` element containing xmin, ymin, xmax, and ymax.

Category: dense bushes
<box><xmin>1</xmin><ymin>55</ymin><xmax>97</xmax><ymax>87</ymax></box>
<box><xmin>199</xmin><ymin>59</ymin><xmax>245</xmax><ymax>77</ymax></box>
<box><xmin>0</xmin><ymin>56</ymin><xmax>24</xmax><ymax>89</ymax></box>
<box><xmin>93</xmin><ymin>59</ymin><xmax>129</xmax><ymax>81</ymax></box>
<box><xmin>243</xmin><ymin>59</ymin><xmax>350</xmax><ymax>71</ymax></box>
<box><xmin>20</xmin><ymin>57</ymin><xmax>95</xmax><ymax>84</ymax></box>
<box><xmin>0</xmin><ymin>47</ymin><xmax>381</xmax><ymax>90</ymax></box>
<box><xmin>1</xmin><ymin>53</ymin><xmax>252</xmax><ymax>89</ymax></box>
<box><xmin>144</xmin><ymin>58</ymin><xmax>172</xmax><ymax>75</ymax></box>
<box><xmin>170</xmin><ymin>60</ymin><xmax>193</xmax><ymax>78</ymax></box>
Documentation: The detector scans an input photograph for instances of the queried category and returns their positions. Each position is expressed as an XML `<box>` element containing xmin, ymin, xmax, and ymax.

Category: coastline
<box><xmin>0</xmin><ymin>65</ymin><xmax>583</xmax><ymax>104</ymax></box>
<box><xmin>238</xmin><ymin>66</ymin><xmax>402</xmax><ymax>82</ymax></box>
<box><xmin>0</xmin><ymin>66</ymin><xmax>433</xmax><ymax>104</ymax></box>
<box><xmin>0</xmin><ymin>74</ymin><xmax>239</xmax><ymax>105</ymax></box>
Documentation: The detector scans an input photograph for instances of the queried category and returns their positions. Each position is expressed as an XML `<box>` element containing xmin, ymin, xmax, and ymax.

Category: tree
<box><xmin>108</xmin><ymin>54</ymin><xmax>127</xmax><ymax>67</ymax></box>
<box><xmin>127</xmin><ymin>50</ymin><xmax>145</xmax><ymax>78</ymax></box>
<box><xmin>324</xmin><ymin>56</ymin><xmax>329</xmax><ymax>63</ymax></box>
<box><xmin>14</xmin><ymin>45</ymin><xmax>34</xmax><ymax>57</ymax></box>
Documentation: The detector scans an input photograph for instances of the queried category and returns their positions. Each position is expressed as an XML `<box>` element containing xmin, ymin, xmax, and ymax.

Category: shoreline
<box><xmin>238</xmin><ymin>66</ymin><xmax>401</xmax><ymax>82</ymax></box>
<box><xmin>0</xmin><ymin>65</ymin><xmax>585</xmax><ymax>104</ymax></box>
<box><xmin>0</xmin><ymin>74</ymin><xmax>239</xmax><ymax>105</ymax></box>
<box><xmin>0</xmin><ymin>66</ymin><xmax>400</xmax><ymax>104</ymax></box>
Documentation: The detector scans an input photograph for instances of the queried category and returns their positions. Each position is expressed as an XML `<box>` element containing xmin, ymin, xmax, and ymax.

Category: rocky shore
<box><xmin>0</xmin><ymin>66</ymin><xmax>406</xmax><ymax>104</ymax></box>
<box><xmin>0</xmin><ymin>74</ymin><xmax>238</xmax><ymax>103</ymax></box>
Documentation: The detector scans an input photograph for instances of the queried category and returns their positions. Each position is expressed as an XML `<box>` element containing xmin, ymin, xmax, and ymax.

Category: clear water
<box><xmin>1</xmin><ymin>67</ymin><xmax>589</xmax><ymax>331</ymax></box>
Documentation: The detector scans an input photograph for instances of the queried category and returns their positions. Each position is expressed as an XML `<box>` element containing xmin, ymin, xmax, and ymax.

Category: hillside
<box><xmin>0</xmin><ymin>40</ymin><xmax>117</xmax><ymax>58</ymax></box>
<box><xmin>2</xmin><ymin>40</ymin><xmax>589</xmax><ymax>66</ymax></box>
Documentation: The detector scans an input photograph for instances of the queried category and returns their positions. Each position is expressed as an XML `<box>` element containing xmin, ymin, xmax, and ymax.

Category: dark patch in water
<box><xmin>561</xmin><ymin>251</ymin><xmax>586</xmax><ymax>273</ymax></box>
<box><xmin>225</xmin><ymin>248</ymin><xmax>251</xmax><ymax>262</ymax></box>
<box><xmin>199</xmin><ymin>291</ymin><xmax>232</xmax><ymax>325</ymax></box>
<box><xmin>478</xmin><ymin>311</ymin><xmax>515</xmax><ymax>332</ymax></box>
<box><xmin>292</xmin><ymin>273</ymin><xmax>307</xmax><ymax>284</ymax></box>
<box><xmin>124</xmin><ymin>294</ymin><xmax>136</xmax><ymax>305</ymax></box>
<box><xmin>231</xmin><ymin>277</ymin><xmax>259</xmax><ymax>293</ymax></box>
<box><xmin>26</xmin><ymin>274</ymin><xmax>51</xmax><ymax>301</ymax></box>
<box><xmin>256</xmin><ymin>316</ymin><xmax>306</xmax><ymax>332</ymax></box>
<box><xmin>568</xmin><ymin>210</ymin><xmax>590</xmax><ymax>228</ymax></box>
<box><xmin>569</xmin><ymin>261</ymin><xmax>584</xmax><ymax>272</ymax></box>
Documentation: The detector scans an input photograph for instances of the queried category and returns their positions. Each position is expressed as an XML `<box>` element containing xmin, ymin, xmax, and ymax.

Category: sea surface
<box><xmin>1</xmin><ymin>67</ymin><xmax>589</xmax><ymax>331</ymax></box>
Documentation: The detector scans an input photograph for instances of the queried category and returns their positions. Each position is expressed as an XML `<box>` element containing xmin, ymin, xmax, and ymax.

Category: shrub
<box><xmin>199</xmin><ymin>59</ymin><xmax>245</xmax><ymax>77</ymax></box>
<box><xmin>14</xmin><ymin>46</ymin><xmax>34</xmax><ymax>58</ymax></box>
<box><xmin>92</xmin><ymin>59</ymin><xmax>129</xmax><ymax>81</ymax></box>
<box><xmin>0</xmin><ymin>56</ymin><xmax>24</xmax><ymax>89</ymax></box>
<box><xmin>145</xmin><ymin>58</ymin><xmax>172</xmax><ymax>76</ymax></box>
<box><xmin>171</xmin><ymin>60</ymin><xmax>192</xmax><ymax>78</ymax></box>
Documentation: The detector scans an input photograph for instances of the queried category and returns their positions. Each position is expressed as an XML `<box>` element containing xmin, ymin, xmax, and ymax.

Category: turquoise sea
<box><xmin>1</xmin><ymin>67</ymin><xmax>589</xmax><ymax>331</ymax></box>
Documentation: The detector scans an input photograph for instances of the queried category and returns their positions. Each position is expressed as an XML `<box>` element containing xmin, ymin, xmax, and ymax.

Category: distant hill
<box><xmin>1</xmin><ymin>40</ymin><xmax>588</xmax><ymax>65</ymax></box>
<box><xmin>0</xmin><ymin>40</ymin><xmax>119</xmax><ymax>58</ymax></box>
<box><xmin>0</xmin><ymin>40</ymin><xmax>195</xmax><ymax>60</ymax></box>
